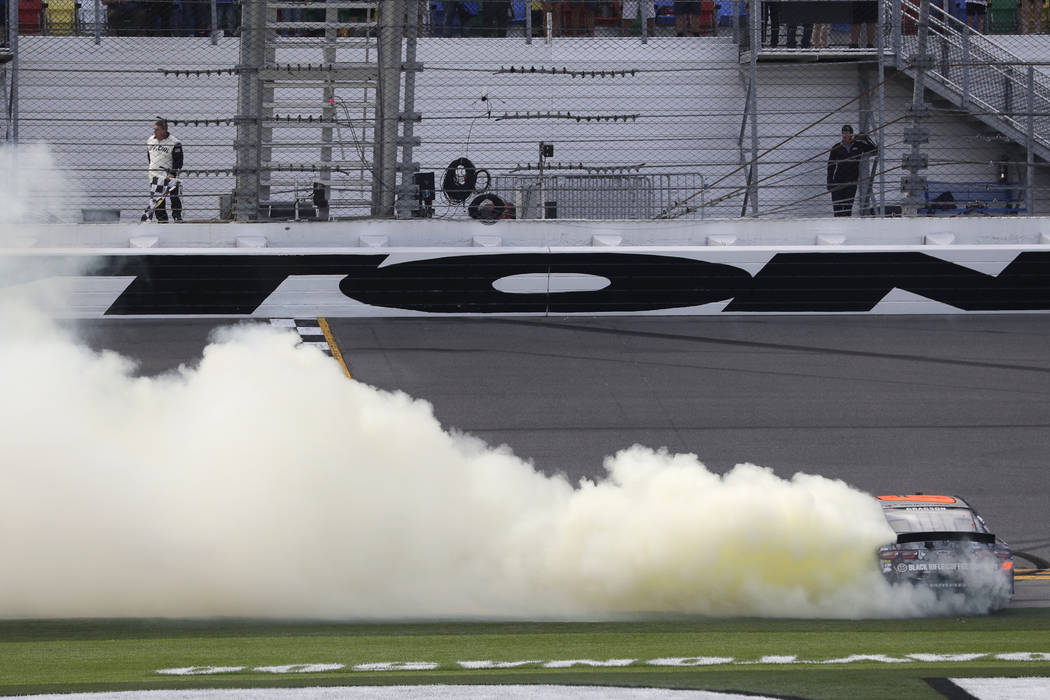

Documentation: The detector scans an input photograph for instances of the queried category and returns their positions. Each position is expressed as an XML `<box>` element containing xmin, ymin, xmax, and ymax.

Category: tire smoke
<box><xmin>0</xmin><ymin>143</ymin><xmax>74</xmax><ymax>231</ymax></box>
<box><xmin>0</xmin><ymin>305</ymin><xmax>1002</xmax><ymax>619</ymax></box>
<box><xmin>0</xmin><ymin>144</ymin><xmax>1007</xmax><ymax>619</ymax></box>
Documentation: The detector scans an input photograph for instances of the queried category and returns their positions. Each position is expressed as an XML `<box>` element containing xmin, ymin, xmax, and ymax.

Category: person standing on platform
<box><xmin>143</xmin><ymin>119</ymin><xmax>184</xmax><ymax>222</ymax></box>
<box><xmin>966</xmin><ymin>0</ymin><xmax>987</xmax><ymax>32</ymax></box>
<box><xmin>827</xmin><ymin>124</ymin><xmax>877</xmax><ymax>217</ymax></box>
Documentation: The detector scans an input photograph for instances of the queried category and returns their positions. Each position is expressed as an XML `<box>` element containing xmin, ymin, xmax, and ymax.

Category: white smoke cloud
<box><xmin>0</xmin><ymin>142</ymin><xmax>74</xmax><ymax>232</ymax></box>
<box><xmin>0</xmin><ymin>144</ymin><xmax>1009</xmax><ymax>619</ymax></box>
<box><xmin>0</xmin><ymin>306</ymin><xmax>1006</xmax><ymax>619</ymax></box>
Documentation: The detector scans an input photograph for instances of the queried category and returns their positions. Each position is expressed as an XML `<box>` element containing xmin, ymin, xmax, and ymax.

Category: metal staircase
<box><xmin>233</xmin><ymin>0</ymin><xmax>416</xmax><ymax>220</ymax></box>
<box><xmin>888</xmin><ymin>0</ymin><xmax>1050</xmax><ymax>163</ymax></box>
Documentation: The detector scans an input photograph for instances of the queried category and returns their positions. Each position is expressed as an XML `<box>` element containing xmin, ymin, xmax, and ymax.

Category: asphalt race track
<box><xmin>72</xmin><ymin>314</ymin><xmax>1050</xmax><ymax>608</ymax></box>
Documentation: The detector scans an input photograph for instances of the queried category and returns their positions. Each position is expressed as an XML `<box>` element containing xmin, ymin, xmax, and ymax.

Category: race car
<box><xmin>876</xmin><ymin>494</ymin><xmax>1014</xmax><ymax>609</ymax></box>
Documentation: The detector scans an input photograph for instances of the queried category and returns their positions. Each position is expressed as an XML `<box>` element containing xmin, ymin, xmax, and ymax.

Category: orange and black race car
<box><xmin>877</xmin><ymin>494</ymin><xmax>1014</xmax><ymax>610</ymax></box>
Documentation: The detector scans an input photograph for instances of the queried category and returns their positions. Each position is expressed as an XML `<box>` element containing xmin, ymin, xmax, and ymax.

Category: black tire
<box><xmin>442</xmin><ymin>158</ymin><xmax>477</xmax><ymax>203</ymax></box>
<box><xmin>468</xmin><ymin>193</ymin><xmax>506</xmax><ymax>221</ymax></box>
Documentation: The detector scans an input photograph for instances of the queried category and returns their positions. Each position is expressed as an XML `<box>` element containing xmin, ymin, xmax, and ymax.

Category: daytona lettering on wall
<box><xmin>11</xmin><ymin>250</ymin><xmax>1050</xmax><ymax>317</ymax></box>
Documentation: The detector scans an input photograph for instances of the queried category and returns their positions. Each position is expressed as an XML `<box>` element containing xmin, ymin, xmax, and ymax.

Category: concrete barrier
<box><xmin>2</xmin><ymin>241</ymin><xmax>1049</xmax><ymax>318</ymax></box>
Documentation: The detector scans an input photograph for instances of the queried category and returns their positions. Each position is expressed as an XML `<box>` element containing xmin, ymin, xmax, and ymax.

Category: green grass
<box><xmin>2</xmin><ymin>611</ymin><xmax>1050</xmax><ymax>698</ymax></box>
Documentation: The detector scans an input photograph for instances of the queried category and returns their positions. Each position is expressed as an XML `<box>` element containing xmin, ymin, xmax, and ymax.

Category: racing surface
<box><xmin>71</xmin><ymin>314</ymin><xmax>1050</xmax><ymax>608</ymax></box>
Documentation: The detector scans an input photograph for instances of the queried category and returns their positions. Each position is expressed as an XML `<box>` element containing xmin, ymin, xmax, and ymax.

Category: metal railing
<box><xmin>490</xmin><ymin>172</ymin><xmax>707</xmax><ymax>220</ymax></box>
<box><xmin>889</xmin><ymin>0</ymin><xmax>1050</xmax><ymax>162</ymax></box>
<box><xmin>5</xmin><ymin>0</ymin><xmax>1050</xmax><ymax>222</ymax></box>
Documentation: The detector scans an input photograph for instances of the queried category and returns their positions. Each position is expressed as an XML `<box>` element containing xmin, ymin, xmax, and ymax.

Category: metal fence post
<box><xmin>395</xmin><ymin>8</ymin><xmax>421</xmax><ymax>219</ymax></box>
<box><xmin>1027</xmin><ymin>65</ymin><xmax>1035</xmax><ymax>215</ymax></box>
<box><xmin>233</xmin><ymin>0</ymin><xmax>264</xmax><ymax>220</ymax></box>
<box><xmin>961</xmin><ymin>24</ymin><xmax>970</xmax><ymax>110</ymax></box>
<box><xmin>749</xmin><ymin>0</ymin><xmax>759</xmax><ymax>214</ymax></box>
<box><xmin>1005</xmin><ymin>66</ymin><xmax>1013</xmax><ymax>117</ymax></box>
<box><xmin>902</xmin><ymin>0</ymin><xmax>932</xmax><ymax>216</ymax></box>
<box><xmin>210</xmin><ymin>0</ymin><xmax>219</xmax><ymax>45</ymax></box>
<box><xmin>372</xmin><ymin>0</ymin><xmax>405</xmax><ymax>217</ymax></box>
<box><xmin>893</xmin><ymin>0</ymin><xmax>902</xmax><ymax>69</ymax></box>
<box><xmin>732</xmin><ymin>0</ymin><xmax>739</xmax><ymax>46</ymax></box>
<box><xmin>877</xmin><ymin>0</ymin><xmax>887</xmax><ymax>215</ymax></box>
<box><xmin>8</xmin><ymin>0</ymin><xmax>17</xmax><ymax>142</ymax></box>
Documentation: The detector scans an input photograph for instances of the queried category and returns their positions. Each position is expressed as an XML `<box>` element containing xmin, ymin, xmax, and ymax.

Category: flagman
<box><xmin>142</xmin><ymin>119</ymin><xmax>183</xmax><ymax>222</ymax></box>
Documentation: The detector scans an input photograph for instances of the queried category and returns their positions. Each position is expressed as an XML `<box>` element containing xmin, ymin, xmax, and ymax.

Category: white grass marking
<box><xmin>949</xmin><ymin>677</ymin><xmax>1050</xmax><ymax>700</ymax></box>
<box><xmin>12</xmin><ymin>686</ymin><xmax>779</xmax><ymax>699</ymax></box>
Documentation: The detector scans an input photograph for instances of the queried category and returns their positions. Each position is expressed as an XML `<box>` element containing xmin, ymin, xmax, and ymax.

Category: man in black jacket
<box><xmin>827</xmin><ymin>124</ymin><xmax>877</xmax><ymax>217</ymax></box>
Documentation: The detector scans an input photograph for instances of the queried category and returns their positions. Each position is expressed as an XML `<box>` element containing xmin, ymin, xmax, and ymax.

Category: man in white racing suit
<box><xmin>144</xmin><ymin>119</ymin><xmax>183</xmax><ymax>222</ymax></box>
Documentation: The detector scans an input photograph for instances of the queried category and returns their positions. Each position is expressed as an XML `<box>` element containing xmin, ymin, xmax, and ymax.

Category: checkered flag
<box><xmin>141</xmin><ymin>176</ymin><xmax>179</xmax><ymax>222</ymax></box>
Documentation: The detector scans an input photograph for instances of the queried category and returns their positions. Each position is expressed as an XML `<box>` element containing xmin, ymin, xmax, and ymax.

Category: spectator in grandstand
<box><xmin>849</xmin><ymin>0</ymin><xmax>876</xmax><ymax>47</ymax></box>
<box><xmin>1020</xmin><ymin>0</ymin><xmax>1041</xmax><ymax>32</ymax></box>
<box><xmin>827</xmin><ymin>124</ymin><xmax>877</xmax><ymax>217</ymax></box>
<box><xmin>621</xmin><ymin>0</ymin><xmax>655</xmax><ymax>35</ymax></box>
<box><xmin>442</xmin><ymin>1</ymin><xmax>478</xmax><ymax>35</ymax></box>
<box><xmin>141</xmin><ymin>0</ymin><xmax>176</xmax><ymax>35</ymax></box>
<box><xmin>674</xmin><ymin>0</ymin><xmax>703</xmax><ymax>36</ymax></box>
<box><xmin>302</xmin><ymin>0</ymin><xmax>327</xmax><ymax>36</ymax></box>
<box><xmin>181</xmin><ymin>0</ymin><xmax>210</xmax><ymax>36</ymax></box>
<box><xmin>480</xmin><ymin>0</ymin><xmax>512</xmax><ymax>36</ymax></box>
<box><xmin>103</xmin><ymin>0</ymin><xmax>144</xmax><ymax>35</ymax></box>
<box><xmin>401</xmin><ymin>0</ymin><xmax>427</xmax><ymax>37</ymax></box>
<box><xmin>143</xmin><ymin>119</ymin><xmax>184</xmax><ymax>223</ymax></box>
<box><xmin>541</xmin><ymin>0</ymin><xmax>564</xmax><ymax>35</ymax></box>
<box><xmin>564</xmin><ymin>0</ymin><xmax>596</xmax><ymax>35</ymax></box>
<box><xmin>527</xmin><ymin>0</ymin><xmax>540</xmax><ymax>34</ymax></box>
<box><xmin>785</xmin><ymin>21</ymin><xmax>812</xmax><ymax>47</ymax></box>
<box><xmin>966</xmin><ymin>0</ymin><xmax>986</xmax><ymax>31</ymax></box>
<box><xmin>763</xmin><ymin>0</ymin><xmax>781</xmax><ymax>46</ymax></box>
<box><xmin>76</xmin><ymin>0</ymin><xmax>105</xmax><ymax>33</ymax></box>
<box><xmin>336</xmin><ymin>1</ymin><xmax>373</xmax><ymax>36</ymax></box>
<box><xmin>277</xmin><ymin>0</ymin><xmax>302</xmax><ymax>35</ymax></box>
<box><xmin>575</xmin><ymin>0</ymin><xmax>600</xmax><ymax>35</ymax></box>
<box><xmin>811</xmin><ymin>22</ymin><xmax>829</xmax><ymax>47</ymax></box>
<box><xmin>215</xmin><ymin>0</ymin><xmax>240</xmax><ymax>36</ymax></box>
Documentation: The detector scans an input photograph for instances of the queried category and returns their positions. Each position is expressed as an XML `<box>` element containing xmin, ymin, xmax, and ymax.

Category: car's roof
<box><xmin>876</xmin><ymin>494</ymin><xmax>972</xmax><ymax>509</ymax></box>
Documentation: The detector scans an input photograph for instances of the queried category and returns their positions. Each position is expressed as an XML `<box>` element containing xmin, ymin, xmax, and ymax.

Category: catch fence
<box><xmin>1</xmin><ymin>0</ymin><xmax>1049</xmax><ymax>223</ymax></box>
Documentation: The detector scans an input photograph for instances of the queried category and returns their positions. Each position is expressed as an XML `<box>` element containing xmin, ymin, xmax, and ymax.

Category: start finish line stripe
<box><xmin>318</xmin><ymin>317</ymin><xmax>352</xmax><ymax>379</ymax></box>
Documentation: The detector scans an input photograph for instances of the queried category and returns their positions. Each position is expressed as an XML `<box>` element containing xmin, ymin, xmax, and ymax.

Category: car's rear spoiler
<box><xmin>896</xmin><ymin>531</ymin><xmax>996</xmax><ymax>545</ymax></box>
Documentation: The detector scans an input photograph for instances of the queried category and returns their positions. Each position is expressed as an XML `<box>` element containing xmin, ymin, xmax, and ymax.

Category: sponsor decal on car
<box><xmin>877</xmin><ymin>495</ymin><xmax>958</xmax><ymax>504</ymax></box>
<box><xmin>899</xmin><ymin>562</ymin><xmax>968</xmax><ymax>572</ymax></box>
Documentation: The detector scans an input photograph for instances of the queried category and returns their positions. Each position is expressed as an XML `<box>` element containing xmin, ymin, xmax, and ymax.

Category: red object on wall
<box><xmin>699</xmin><ymin>0</ymin><xmax>716</xmax><ymax>34</ymax></box>
<box><xmin>19</xmin><ymin>0</ymin><xmax>46</xmax><ymax>34</ymax></box>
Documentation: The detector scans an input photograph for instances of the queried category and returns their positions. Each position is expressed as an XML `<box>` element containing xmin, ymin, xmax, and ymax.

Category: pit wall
<box><xmin>3</xmin><ymin>218</ymin><xmax>1050</xmax><ymax>317</ymax></box>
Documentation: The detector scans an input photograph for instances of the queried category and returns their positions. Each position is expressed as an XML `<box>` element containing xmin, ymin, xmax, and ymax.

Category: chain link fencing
<box><xmin>1</xmin><ymin>0</ymin><xmax>1049</xmax><ymax>224</ymax></box>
